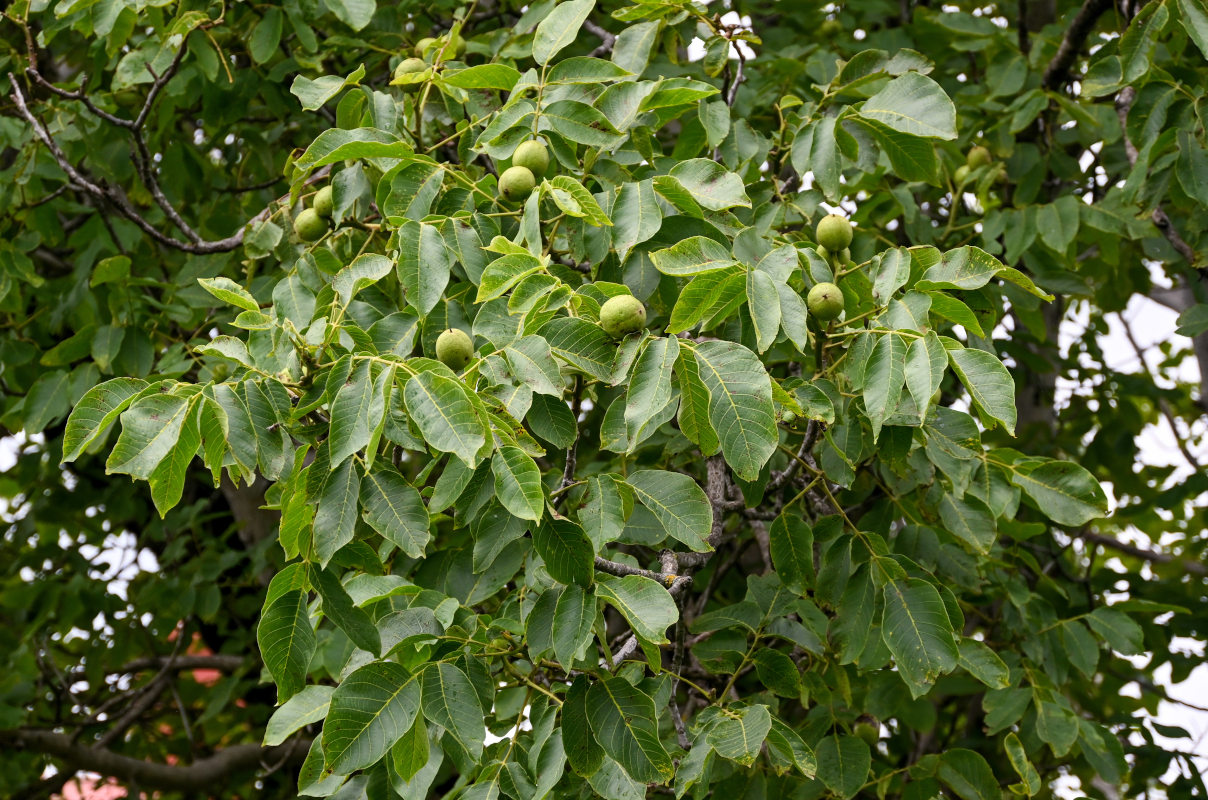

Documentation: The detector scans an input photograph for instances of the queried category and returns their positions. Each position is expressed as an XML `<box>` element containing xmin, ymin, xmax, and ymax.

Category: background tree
<box><xmin>1</xmin><ymin>0</ymin><xmax>1206</xmax><ymax>798</ymax></box>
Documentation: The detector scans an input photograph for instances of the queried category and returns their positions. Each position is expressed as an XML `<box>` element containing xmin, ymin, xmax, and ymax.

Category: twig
<box><xmin>583</xmin><ymin>19</ymin><xmax>616</xmax><ymax>57</ymax></box>
<box><xmin>10</xmin><ymin>73</ymin><xmax>247</xmax><ymax>254</ymax></box>
<box><xmin>594</xmin><ymin>556</ymin><xmax>674</xmax><ymax>583</ymax></box>
<box><xmin>24</xmin><ymin>68</ymin><xmax>134</xmax><ymax>128</ymax></box>
<box><xmin>1117</xmin><ymin>314</ymin><xmax>1201</xmax><ymax>470</ymax></box>
<box><xmin>1078</xmin><ymin>530</ymin><xmax>1207</xmax><ymax>576</ymax></box>
<box><xmin>1115</xmin><ymin>87</ymin><xmax>1200</xmax><ymax>270</ymax></box>
<box><xmin>669</xmin><ymin>593</ymin><xmax>691</xmax><ymax>750</ymax></box>
<box><xmin>768</xmin><ymin>420</ymin><xmax>820</xmax><ymax>490</ymax></box>
<box><xmin>115</xmin><ymin>654</ymin><xmax>247</xmax><ymax>674</ymax></box>
<box><xmin>1</xmin><ymin>730</ymin><xmax>307</xmax><ymax>792</ymax></box>
<box><xmin>1042</xmin><ymin>0</ymin><xmax>1114</xmax><ymax>91</ymax></box>
<box><xmin>725</xmin><ymin>50</ymin><xmax>745</xmax><ymax>107</ymax></box>
<box><xmin>555</xmin><ymin>379</ymin><xmax>583</xmax><ymax>509</ymax></box>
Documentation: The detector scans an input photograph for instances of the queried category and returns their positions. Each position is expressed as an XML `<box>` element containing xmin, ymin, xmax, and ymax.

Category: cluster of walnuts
<box><xmin>432</xmin><ymin>214</ymin><xmax>855</xmax><ymax>373</ymax></box>
<box><xmin>291</xmin><ymin>37</ymin><xmax>866</xmax><ymax>375</ymax></box>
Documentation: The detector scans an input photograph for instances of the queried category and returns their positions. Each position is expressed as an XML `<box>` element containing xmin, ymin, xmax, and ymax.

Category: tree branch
<box><xmin>1078</xmin><ymin>530</ymin><xmax>1207</xmax><ymax>576</ymax></box>
<box><xmin>594</xmin><ymin>556</ymin><xmax>677</xmax><ymax>584</ymax></box>
<box><xmin>9</xmin><ymin>70</ymin><xmax>248</xmax><ymax>254</ymax></box>
<box><xmin>583</xmin><ymin>20</ymin><xmax>616</xmax><ymax>57</ymax></box>
<box><xmin>768</xmin><ymin>420</ymin><xmax>820</xmax><ymax>490</ymax></box>
<box><xmin>116</xmin><ymin>654</ymin><xmax>248</xmax><ymax>674</ymax></box>
<box><xmin>1117</xmin><ymin>314</ymin><xmax>1202</xmax><ymax>470</ymax></box>
<box><xmin>2</xmin><ymin>730</ymin><xmax>308</xmax><ymax>792</ymax></box>
<box><xmin>1042</xmin><ymin>0</ymin><xmax>1113</xmax><ymax>91</ymax></box>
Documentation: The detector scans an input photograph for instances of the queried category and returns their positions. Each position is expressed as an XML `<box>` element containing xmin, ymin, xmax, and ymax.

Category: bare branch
<box><xmin>1117</xmin><ymin>314</ymin><xmax>1202</xmax><ymax>470</ymax></box>
<box><xmin>768</xmin><ymin>420</ymin><xmax>820</xmax><ymax>490</ymax></box>
<box><xmin>134</xmin><ymin>43</ymin><xmax>189</xmax><ymax>130</ymax></box>
<box><xmin>594</xmin><ymin>556</ymin><xmax>672</xmax><ymax>583</ymax></box>
<box><xmin>1078</xmin><ymin>530</ymin><xmax>1207</xmax><ymax>576</ymax></box>
<box><xmin>9</xmin><ymin>72</ymin><xmax>246</xmax><ymax>254</ymax></box>
<box><xmin>116</xmin><ymin>654</ymin><xmax>248</xmax><ymax>675</ymax></box>
<box><xmin>1116</xmin><ymin>87</ymin><xmax>1200</xmax><ymax>268</ymax></box>
<box><xmin>1042</xmin><ymin>0</ymin><xmax>1113</xmax><ymax>90</ymax></box>
<box><xmin>2</xmin><ymin>730</ymin><xmax>308</xmax><ymax>792</ymax></box>
<box><xmin>583</xmin><ymin>20</ymin><xmax>616</xmax><ymax>57</ymax></box>
<box><xmin>725</xmin><ymin>51</ymin><xmax>745</xmax><ymax>107</ymax></box>
<box><xmin>24</xmin><ymin>68</ymin><xmax>135</xmax><ymax>129</ymax></box>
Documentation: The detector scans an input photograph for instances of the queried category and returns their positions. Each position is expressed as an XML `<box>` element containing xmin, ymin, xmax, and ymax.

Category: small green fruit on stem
<box><xmin>415</xmin><ymin>37</ymin><xmax>437</xmax><ymax>58</ymax></box>
<box><xmin>313</xmin><ymin>186</ymin><xmax>334</xmax><ymax>218</ymax></box>
<box><xmin>393</xmin><ymin>58</ymin><xmax>428</xmax><ymax>92</ymax></box>
<box><xmin>512</xmin><ymin>140</ymin><xmax>550</xmax><ymax>178</ymax></box>
<box><xmin>816</xmin><ymin>214</ymin><xmax>853</xmax><ymax>251</ymax></box>
<box><xmin>436</xmin><ymin>328</ymin><xmax>474</xmax><ymax>370</ymax></box>
<box><xmin>294</xmin><ymin>208</ymin><xmax>329</xmax><ymax>242</ymax></box>
<box><xmin>498</xmin><ymin>166</ymin><xmax>536</xmax><ymax>203</ymax></box>
<box><xmin>854</xmin><ymin>717</ymin><xmax>880</xmax><ymax>745</ymax></box>
<box><xmin>599</xmin><ymin>295</ymin><xmax>647</xmax><ymax>338</ymax></box>
<box><xmin>966</xmin><ymin>145</ymin><xmax>992</xmax><ymax>169</ymax></box>
<box><xmin>807</xmin><ymin>282</ymin><xmax>844</xmax><ymax>321</ymax></box>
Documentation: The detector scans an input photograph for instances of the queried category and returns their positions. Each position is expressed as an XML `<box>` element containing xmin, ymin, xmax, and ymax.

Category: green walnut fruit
<box><xmin>820</xmin><ymin>18</ymin><xmax>843</xmax><ymax>37</ymax></box>
<box><xmin>293</xmin><ymin>208</ymin><xmax>329</xmax><ymax>242</ymax></box>
<box><xmin>393</xmin><ymin>57</ymin><xmax>428</xmax><ymax>91</ymax></box>
<box><xmin>435</xmin><ymin>328</ymin><xmax>474</xmax><ymax>370</ymax></box>
<box><xmin>512</xmin><ymin>140</ymin><xmax>550</xmax><ymax>178</ymax></box>
<box><xmin>839</xmin><ymin>247</ymin><xmax>851</xmax><ymax>264</ymax></box>
<box><xmin>781</xmin><ymin>410</ymin><xmax>797</xmax><ymax>426</ymax></box>
<box><xmin>415</xmin><ymin>36</ymin><xmax>437</xmax><ymax>57</ymax></box>
<box><xmin>599</xmin><ymin>295</ymin><xmax>647</xmax><ymax>339</ymax></box>
<box><xmin>954</xmin><ymin>164</ymin><xmax>971</xmax><ymax>185</ymax></box>
<box><xmin>498</xmin><ymin>165</ymin><xmax>536</xmax><ymax>203</ymax></box>
<box><xmin>966</xmin><ymin>145</ymin><xmax>992</xmax><ymax>169</ymax></box>
<box><xmin>807</xmin><ymin>282</ymin><xmax>844</xmax><ymax>321</ymax></box>
<box><xmin>816</xmin><ymin>214</ymin><xmax>853</xmax><ymax>252</ymax></box>
<box><xmin>313</xmin><ymin>186</ymin><xmax>334</xmax><ymax>218</ymax></box>
<box><xmin>854</xmin><ymin>718</ymin><xmax>880</xmax><ymax>746</ymax></box>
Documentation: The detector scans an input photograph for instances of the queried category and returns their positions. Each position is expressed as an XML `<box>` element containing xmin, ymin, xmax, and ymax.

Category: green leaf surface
<box><xmin>881</xmin><ymin>578</ymin><xmax>959</xmax><ymax>698</ymax></box>
<box><xmin>815</xmin><ymin>735</ymin><xmax>871</xmax><ymax>800</ymax></box>
<box><xmin>360</xmin><ymin>464</ymin><xmax>431</xmax><ymax>558</ymax></box>
<box><xmin>691</xmin><ymin>340</ymin><xmax>777</xmax><ymax>480</ymax></box>
<box><xmin>421</xmin><ymin>662</ymin><xmax>485</xmax><ymax>760</ymax></box>
<box><xmin>858</xmin><ymin>72</ymin><xmax>957</xmax><ymax>140</ymax></box>
<box><xmin>533</xmin><ymin>517</ymin><xmax>595</xmax><ymax>586</ymax></box>
<box><xmin>595</xmin><ymin>575</ymin><xmax>678</xmax><ymax>644</ymax></box>
<box><xmin>324</xmin><ymin>661</ymin><xmax>420</xmax><ymax>773</ymax></box>
<box><xmin>626</xmin><ymin>469</ymin><xmax>712</xmax><ymax>552</ymax></box>
<box><xmin>586</xmin><ymin>677</ymin><xmax>674</xmax><ymax>783</ymax></box>
<box><xmin>257</xmin><ymin>589</ymin><xmax>316</xmax><ymax>704</ymax></box>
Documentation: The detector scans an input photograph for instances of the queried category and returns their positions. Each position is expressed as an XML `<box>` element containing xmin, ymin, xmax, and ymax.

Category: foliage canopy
<box><xmin>1</xmin><ymin>0</ymin><xmax>1207</xmax><ymax>798</ymax></box>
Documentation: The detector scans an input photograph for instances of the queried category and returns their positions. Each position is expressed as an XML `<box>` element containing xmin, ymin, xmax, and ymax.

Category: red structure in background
<box><xmin>52</xmin><ymin>629</ymin><xmax>226</xmax><ymax>800</ymax></box>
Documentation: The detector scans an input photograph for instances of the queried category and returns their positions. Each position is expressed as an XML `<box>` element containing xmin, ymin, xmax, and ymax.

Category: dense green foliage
<box><xmin>2</xmin><ymin>0</ymin><xmax>1207</xmax><ymax>798</ymax></box>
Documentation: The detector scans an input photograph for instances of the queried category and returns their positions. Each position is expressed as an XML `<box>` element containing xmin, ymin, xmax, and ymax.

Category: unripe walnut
<box><xmin>415</xmin><ymin>37</ymin><xmax>437</xmax><ymax>58</ymax></box>
<box><xmin>966</xmin><ymin>145</ymin><xmax>992</xmax><ymax>169</ymax></box>
<box><xmin>512</xmin><ymin>140</ymin><xmax>550</xmax><ymax>178</ymax></box>
<box><xmin>393</xmin><ymin>58</ymin><xmax>428</xmax><ymax>92</ymax></box>
<box><xmin>599</xmin><ymin>295</ymin><xmax>646</xmax><ymax>339</ymax></box>
<box><xmin>436</xmin><ymin>328</ymin><xmax>474</xmax><ymax>370</ymax></box>
<box><xmin>807</xmin><ymin>282</ymin><xmax>844</xmax><ymax>321</ymax></box>
<box><xmin>498</xmin><ymin>166</ymin><xmax>536</xmax><ymax>203</ymax></box>
<box><xmin>293</xmin><ymin>208</ymin><xmax>329</xmax><ymax>242</ymax></box>
<box><xmin>313</xmin><ymin>186</ymin><xmax>334</xmax><ymax>218</ymax></box>
<box><xmin>816</xmin><ymin>214</ymin><xmax>853</xmax><ymax>251</ymax></box>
